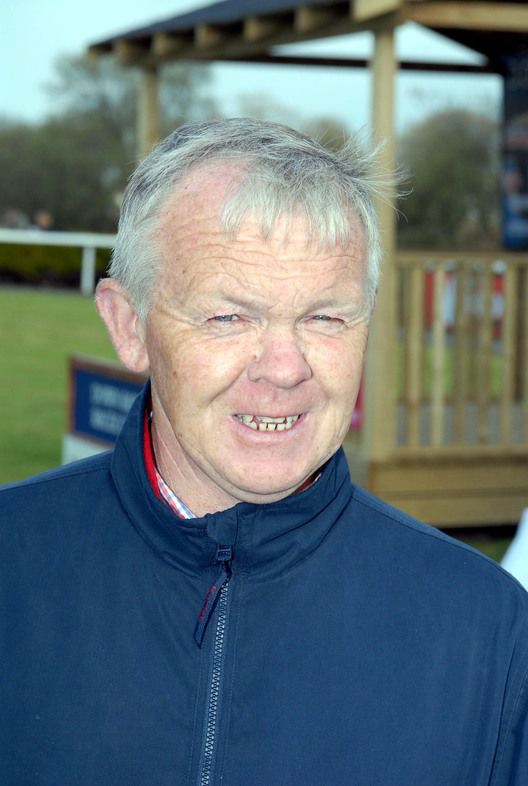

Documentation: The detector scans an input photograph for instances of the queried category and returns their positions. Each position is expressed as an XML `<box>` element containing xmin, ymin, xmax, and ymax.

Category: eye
<box><xmin>310</xmin><ymin>315</ymin><xmax>343</xmax><ymax>324</ymax></box>
<box><xmin>307</xmin><ymin>314</ymin><xmax>345</xmax><ymax>332</ymax></box>
<box><xmin>210</xmin><ymin>314</ymin><xmax>240</xmax><ymax>323</ymax></box>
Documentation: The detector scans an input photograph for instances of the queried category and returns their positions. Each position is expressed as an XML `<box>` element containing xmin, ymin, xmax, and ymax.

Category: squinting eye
<box><xmin>211</xmin><ymin>314</ymin><xmax>239</xmax><ymax>323</ymax></box>
<box><xmin>308</xmin><ymin>314</ymin><xmax>345</xmax><ymax>331</ymax></box>
<box><xmin>311</xmin><ymin>315</ymin><xmax>341</xmax><ymax>323</ymax></box>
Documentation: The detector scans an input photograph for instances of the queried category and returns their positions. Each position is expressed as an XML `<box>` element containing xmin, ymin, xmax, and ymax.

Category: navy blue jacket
<box><xmin>2</xmin><ymin>386</ymin><xmax>528</xmax><ymax>785</ymax></box>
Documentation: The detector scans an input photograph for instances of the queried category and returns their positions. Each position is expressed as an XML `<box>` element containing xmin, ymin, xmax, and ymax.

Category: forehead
<box><xmin>153</xmin><ymin>162</ymin><xmax>366</xmax><ymax>278</ymax></box>
<box><xmin>158</xmin><ymin>161</ymin><xmax>244</xmax><ymax>235</ymax></box>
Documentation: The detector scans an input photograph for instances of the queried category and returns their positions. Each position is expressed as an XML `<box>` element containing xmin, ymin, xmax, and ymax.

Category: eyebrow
<box><xmin>209</xmin><ymin>288</ymin><xmax>365</xmax><ymax>308</ymax></box>
<box><xmin>203</xmin><ymin>292</ymin><xmax>266</xmax><ymax>312</ymax></box>
<box><xmin>302</xmin><ymin>293</ymin><xmax>368</xmax><ymax>315</ymax></box>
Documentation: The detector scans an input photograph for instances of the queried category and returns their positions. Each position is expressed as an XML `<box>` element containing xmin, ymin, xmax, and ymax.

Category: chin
<box><xmin>226</xmin><ymin>465</ymin><xmax>317</xmax><ymax>502</ymax></box>
<box><xmin>232</xmin><ymin>485</ymin><xmax>301</xmax><ymax>506</ymax></box>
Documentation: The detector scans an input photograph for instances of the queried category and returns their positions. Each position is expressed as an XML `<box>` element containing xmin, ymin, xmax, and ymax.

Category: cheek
<box><xmin>151</xmin><ymin>330</ymin><xmax>253</xmax><ymax>401</ymax></box>
<box><xmin>309</xmin><ymin>332</ymin><xmax>367</xmax><ymax>390</ymax></box>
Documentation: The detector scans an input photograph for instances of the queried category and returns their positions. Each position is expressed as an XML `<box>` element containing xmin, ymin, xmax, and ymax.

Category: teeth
<box><xmin>236</xmin><ymin>414</ymin><xmax>301</xmax><ymax>432</ymax></box>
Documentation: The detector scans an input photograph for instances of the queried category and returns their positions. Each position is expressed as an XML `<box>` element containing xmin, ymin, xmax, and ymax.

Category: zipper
<box><xmin>195</xmin><ymin>545</ymin><xmax>233</xmax><ymax>786</ymax></box>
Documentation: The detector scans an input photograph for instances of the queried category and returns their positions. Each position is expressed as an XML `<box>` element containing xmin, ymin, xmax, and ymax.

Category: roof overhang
<box><xmin>88</xmin><ymin>0</ymin><xmax>528</xmax><ymax>75</ymax></box>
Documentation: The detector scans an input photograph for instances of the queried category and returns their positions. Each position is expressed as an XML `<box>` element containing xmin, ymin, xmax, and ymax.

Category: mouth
<box><xmin>234</xmin><ymin>414</ymin><xmax>302</xmax><ymax>432</ymax></box>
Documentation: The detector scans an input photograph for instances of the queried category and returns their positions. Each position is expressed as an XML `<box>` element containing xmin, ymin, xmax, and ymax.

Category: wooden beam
<box><xmin>137</xmin><ymin>65</ymin><xmax>160</xmax><ymax>158</ymax></box>
<box><xmin>195</xmin><ymin>23</ymin><xmax>230</xmax><ymax>49</ymax></box>
<box><xmin>86</xmin><ymin>43</ymin><xmax>112</xmax><ymax>60</ymax></box>
<box><xmin>152</xmin><ymin>32</ymin><xmax>189</xmax><ymax>58</ymax></box>
<box><xmin>353</xmin><ymin>0</ymin><xmax>402</xmax><ymax>23</ymax></box>
<box><xmin>407</xmin><ymin>2</ymin><xmax>528</xmax><ymax>32</ymax></box>
<box><xmin>295</xmin><ymin>4</ymin><xmax>343</xmax><ymax>33</ymax></box>
<box><xmin>244</xmin><ymin>15</ymin><xmax>285</xmax><ymax>42</ymax></box>
<box><xmin>363</xmin><ymin>24</ymin><xmax>398</xmax><ymax>462</ymax></box>
<box><xmin>217</xmin><ymin>52</ymin><xmax>496</xmax><ymax>74</ymax></box>
<box><xmin>114</xmin><ymin>39</ymin><xmax>149</xmax><ymax>65</ymax></box>
<box><xmin>367</xmin><ymin>456</ymin><xmax>528</xmax><ymax>526</ymax></box>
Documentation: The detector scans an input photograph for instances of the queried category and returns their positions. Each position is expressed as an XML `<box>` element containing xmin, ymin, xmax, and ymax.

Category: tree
<box><xmin>0</xmin><ymin>55</ymin><xmax>217</xmax><ymax>231</ymax></box>
<box><xmin>397</xmin><ymin>108</ymin><xmax>501</xmax><ymax>249</ymax></box>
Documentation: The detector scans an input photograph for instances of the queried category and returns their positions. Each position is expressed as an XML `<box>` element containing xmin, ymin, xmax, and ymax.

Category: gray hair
<box><xmin>110</xmin><ymin>118</ymin><xmax>383</xmax><ymax>320</ymax></box>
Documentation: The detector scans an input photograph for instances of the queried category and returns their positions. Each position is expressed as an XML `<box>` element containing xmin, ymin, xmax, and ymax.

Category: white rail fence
<box><xmin>0</xmin><ymin>229</ymin><xmax>115</xmax><ymax>296</ymax></box>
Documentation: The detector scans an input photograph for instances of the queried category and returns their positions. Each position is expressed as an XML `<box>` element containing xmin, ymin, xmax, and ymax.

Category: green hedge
<box><xmin>0</xmin><ymin>244</ymin><xmax>111</xmax><ymax>286</ymax></box>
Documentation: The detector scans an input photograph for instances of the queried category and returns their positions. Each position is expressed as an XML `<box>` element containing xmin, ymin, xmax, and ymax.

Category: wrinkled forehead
<box><xmin>153</xmin><ymin>159</ymin><xmax>366</xmax><ymax>256</ymax></box>
<box><xmin>155</xmin><ymin>161</ymin><xmax>246</xmax><ymax>237</ymax></box>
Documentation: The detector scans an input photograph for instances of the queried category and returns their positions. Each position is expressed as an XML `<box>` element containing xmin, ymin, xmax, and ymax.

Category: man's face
<box><xmin>144</xmin><ymin>166</ymin><xmax>370</xmax><ymax>512</ymax></box>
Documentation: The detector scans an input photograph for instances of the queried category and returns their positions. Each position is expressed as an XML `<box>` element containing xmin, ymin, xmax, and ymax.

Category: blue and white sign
<box><xmin>63</xmin><ymin>356</ymin><xmax>146</xmax><ymax>464</ymax></box>
<box><xmin>73</xmin><ymin>368</ymin><xmax>143</xmax><ymax>444</ymax></box>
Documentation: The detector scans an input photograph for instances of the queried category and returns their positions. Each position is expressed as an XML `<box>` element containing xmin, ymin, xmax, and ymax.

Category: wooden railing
<box><xmin>394</xmin><ymin>251</ymin><xmax>528</xmax><ymax>456</ymax></box>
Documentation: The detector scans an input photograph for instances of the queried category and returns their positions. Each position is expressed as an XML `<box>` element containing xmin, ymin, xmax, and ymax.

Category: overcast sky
<box><xmin>2</xmin><ymin>0</ymin><xmax>501</xmax><ymax>132</ymax></box>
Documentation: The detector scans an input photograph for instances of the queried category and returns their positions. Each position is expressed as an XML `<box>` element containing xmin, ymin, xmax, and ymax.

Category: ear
<box><xmin>95</xmin><ymin>279</ymin><xmax>150</xmax><ymax>373</ymax></box>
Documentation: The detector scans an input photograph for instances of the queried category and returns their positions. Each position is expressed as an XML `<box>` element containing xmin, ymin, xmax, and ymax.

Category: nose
<box><xmin>247</xmin><ymin>326</ymin><xmax>312</xmax><ymax>389</ymax></box>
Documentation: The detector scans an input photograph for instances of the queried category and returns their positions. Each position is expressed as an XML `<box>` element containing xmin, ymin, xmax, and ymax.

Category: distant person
<box><xmin>32</xmin><ymin>209</ymin><xmax>54</xmax><ymax>231</ymax></box>
<box><xmin>1</xmin><ymin>208</ymin><xmax>30</xmax><ymax>228</ymax></box>
<box><xmin>502</xmin><ymin>508</ymin><xmax>528</xmax><ymax>589</ymax></box>
<box><xmin>1</xmin><ymin>119</ymin><xmax>528</xmax><ymax>785</ymax></box>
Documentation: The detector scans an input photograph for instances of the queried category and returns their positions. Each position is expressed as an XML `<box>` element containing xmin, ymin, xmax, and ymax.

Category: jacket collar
<box><xmin>111</xmin><ymin>383</ymin><xmax>354</xmax><ymax>580</ymax></box>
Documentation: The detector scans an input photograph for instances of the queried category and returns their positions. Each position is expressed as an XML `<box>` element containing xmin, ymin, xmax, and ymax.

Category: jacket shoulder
<box><xmin>0</xmin><ymin>452</ymin><xmax>113</xmax><ymax>523</ymax></box>
<box><xmin>350</xmin><ymin>484</ymin><xmax>528</xmax><ymax>599</ymax></box>
<box><xmin>1</xmin><ymin>451</ymin><xmax>111</xmax><ymax>493</ymax></box>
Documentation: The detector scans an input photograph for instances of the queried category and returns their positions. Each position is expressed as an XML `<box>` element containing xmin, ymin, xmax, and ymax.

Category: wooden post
<box><xmin>137</xmin><ymin>65</ymin><xmax>160</xmax><ymax>158</ymax></box>
<box><xmin>430</xmin><ymin>266</ymin><xmax>446</xmax><ymax>446</ymax></box>
<box><xmin>523</xmin><ymin>265</ymin><xmax>528</xmax><ymax>442</ymax></box>
<box><xmin>500</xmin><ymin>266</ymin><xmax>516</xmax><ymax>445</ymax></box>
<box><xmin>477</xmin><ymin>262</ymin><xmax>493</xmax><ymax>444</ymax></box>
<box><xmin>453</xmin><ymin>262</ymin><xmax>468</xmax><ymax>443</ymax></box>
<box><xmin>363</xmin><ymin>24</ymin><xmax>397</xmax><ymax>461</ymax></box>
<box><xmin>80</xmin><ymin>245</ymin><xmax>96</xmax><ymax>296</ymax></box>
<box><xmin>406</xmin><ymin>262</ymin><xmax>424</xmax><ymax>447</ymax></box>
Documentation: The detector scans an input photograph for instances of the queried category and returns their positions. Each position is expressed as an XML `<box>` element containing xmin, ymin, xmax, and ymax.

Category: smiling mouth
<box><xmin>235</xmin><ymin>414</ymin><xmax>301</xmax><ymax>432</ymax></box>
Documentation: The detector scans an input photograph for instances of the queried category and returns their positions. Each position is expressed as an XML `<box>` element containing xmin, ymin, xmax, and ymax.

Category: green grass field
<box><xmin>0</xmin><ymin>286</ymin><xmax>512</xmax><ymax>562</ymax></box>
<box><xmin>1</xmin><ymin>287</ymin><xmax>116</xmax><ymax>483</ymax></box>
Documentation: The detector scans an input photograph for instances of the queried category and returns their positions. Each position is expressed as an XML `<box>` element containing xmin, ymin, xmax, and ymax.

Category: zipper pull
<box><xmin>194</xmin><ymin>545</ymin><xmax>232</xmax><ymax>647</ymax></box>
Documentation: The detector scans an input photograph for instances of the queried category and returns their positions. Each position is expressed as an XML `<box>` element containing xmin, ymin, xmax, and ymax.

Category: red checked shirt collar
<box><xmin>155</xmin><ymin>470</ymin><xmax>195</xmax><ymax>519</ymax></box>
<box><xmin>143</xmin><ymin>410</ymin><xmax>195</xmax><ymax>519</ymax></box>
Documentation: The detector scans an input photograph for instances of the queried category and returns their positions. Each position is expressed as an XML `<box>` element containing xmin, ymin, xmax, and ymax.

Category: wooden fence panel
<box><xmin>393</xmin><ymin>252</ymin><xmax>528</xmax><ymax>457</ymax></box>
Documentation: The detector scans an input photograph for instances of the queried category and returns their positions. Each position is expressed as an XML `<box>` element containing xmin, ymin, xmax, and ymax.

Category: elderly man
<box><xmin>2</xmin><ymin>119</ymin><xmax>528</xmax><ymax>785</ymax></box>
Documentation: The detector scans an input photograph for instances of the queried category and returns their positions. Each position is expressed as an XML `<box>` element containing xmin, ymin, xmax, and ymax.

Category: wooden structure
<box><xmin>89</xmin><ymin>1</ymin><xmax>528</xmax><ymax>526</ymax></box>
<box><xmin>363</xmin><ymin>249</ymin><xmax>528</xmax><ymax>526</ymax></box>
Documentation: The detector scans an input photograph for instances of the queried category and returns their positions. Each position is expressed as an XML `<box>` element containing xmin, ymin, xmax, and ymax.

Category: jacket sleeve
<box><xmin>490</xmin><ymin>623</ymin><xmax>528</xmax><ymax>786</ymax></box>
